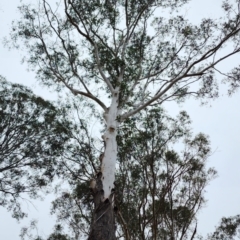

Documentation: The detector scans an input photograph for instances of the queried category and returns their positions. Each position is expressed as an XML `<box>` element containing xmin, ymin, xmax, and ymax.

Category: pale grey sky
<box><xmin>0</xmin><ymin>0</ymin><xmax>240</xmax><ymax>239</ymax></box>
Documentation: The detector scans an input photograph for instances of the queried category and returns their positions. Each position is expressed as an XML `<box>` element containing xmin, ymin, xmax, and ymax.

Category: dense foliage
<box><xmin>0</xmin><ymin>76</ymin><xmax>71</xmax><ymax>219</ymax></box>
<box><xmin>207</xmin><ymin>215</ymin><xmax>240</xmax><ymax>240</ymax></box>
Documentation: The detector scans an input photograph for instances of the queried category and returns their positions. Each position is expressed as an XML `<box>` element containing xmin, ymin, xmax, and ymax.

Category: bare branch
<box><xmin>93</xmin><ymin>43</ymin><xmax>115</xmax><ymax>93</ymax></box>
<box><xmin>61</xmin><ymin>81</ymin><xmax>108</xmax><ymax>111</ymax></box>
<box><xmin>63</xmin><ymin>0</ymin><xmax>94</xmax><ymax>45</ymax></box>
<box><xmin>190</xmin><ymin>224</ymin><xmax>197</xmax><ymax>240</ymax></box>
<box><xmin>43</xmin><ymin>1</ymin><xmax>92</xmax><ymax>95</ymax></box>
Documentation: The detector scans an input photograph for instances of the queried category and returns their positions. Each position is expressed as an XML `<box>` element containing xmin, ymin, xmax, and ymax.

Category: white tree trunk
<box><xmin>101</xmin><ymin>91</ymin><xmax>120</xmax><ymax>199</ymax></box>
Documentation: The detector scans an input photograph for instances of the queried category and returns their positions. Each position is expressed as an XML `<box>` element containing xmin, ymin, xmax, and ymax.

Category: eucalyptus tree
<box><xmin>8</xmin><ymin>0</ymin><xmax>240</xmax><ymax>238</ymax></box>
<box><xmin>0</xmin><ymin>76</ymin><xmax>71</xmax><ymax>220</ymax></box>
<box><xmin>20</xmin><ymin>108</ymin><xmax>216</xmax><ymax>240</ymax></box>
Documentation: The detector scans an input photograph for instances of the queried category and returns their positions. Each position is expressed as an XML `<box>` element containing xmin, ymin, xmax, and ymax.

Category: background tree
<box><xmin>19</xmin><ymin>108</ymin><xmax>217</xmax><ymax>240</ymax></box>
<box><xmin>115</xmin><ymin>109</ymin><xmax>216</xmax><ymax>240</ymax></box>
<box><xmin>0</xmin><ymin>76</ymin><xmax>71</xmax><ymax>220</ymax></box>
<box><xmin>207</xmin><ymin>215</ymin><xmax>240</xmax><ymax>240</ymax></box>
<box><xmin>7</xmin><ymin>0</ymin><xmax>240</xmax><ymax>238</ymax></box>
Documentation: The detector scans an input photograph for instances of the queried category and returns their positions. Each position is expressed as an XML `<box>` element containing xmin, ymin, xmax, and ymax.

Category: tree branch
<box><xmin>61</xmin><ymin>81</ymin><xmax>107</xmax><ymax>111</ymax></box>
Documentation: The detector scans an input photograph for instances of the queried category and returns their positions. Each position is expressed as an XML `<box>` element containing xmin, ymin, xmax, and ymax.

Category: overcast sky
<box><xmin>0</xmin><ymin>0</ymin><xmax>240</xmax><ymax>239</ymax></box>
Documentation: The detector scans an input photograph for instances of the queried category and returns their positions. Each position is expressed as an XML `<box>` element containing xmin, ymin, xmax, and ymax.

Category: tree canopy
<box><xmin>8</xmin><ymin>0</ymin><xmax>240</xmax><ymax>110</ymax></box>
<box><xmin>4</xmin><ymin>0</ymin><xmax>240</xmax><ymax>239</ymax></box>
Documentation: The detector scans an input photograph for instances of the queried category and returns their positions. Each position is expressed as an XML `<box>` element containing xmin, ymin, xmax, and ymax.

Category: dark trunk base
<box><xmin>88</xmin><ymin>200</ymin><xmax>116</xmax><ymax>240</ymax></box>
<box><xmin>88</xmin><ymin>173</ymin><xmax>116</xmax><ymax>240</ymax></box>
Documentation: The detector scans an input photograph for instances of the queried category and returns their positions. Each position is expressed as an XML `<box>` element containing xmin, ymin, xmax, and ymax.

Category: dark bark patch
<box><xmin>109</xmin><ymin>126</ymin><xmax>115</xmax><ymax>132</ymax></box>
<box><xmin>88</xmin><ymin>189</ymin><xmax>116</xmax><ymax>240</ymax></box>
<box><xmin>114</xmin><ymin>206</ymin><xmax>118</xmax><ymax>213</ymax></box>
<box><xmin>97</xmin><ymin>172</ymin><xmax>102</xmax><ymax>178</ymax></box>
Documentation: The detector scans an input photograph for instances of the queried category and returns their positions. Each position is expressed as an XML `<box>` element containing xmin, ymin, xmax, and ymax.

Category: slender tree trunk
<box><xmin>88</xmin><ymin>92</ymin><xmax>119</xmax><ymax>240</ymax></box>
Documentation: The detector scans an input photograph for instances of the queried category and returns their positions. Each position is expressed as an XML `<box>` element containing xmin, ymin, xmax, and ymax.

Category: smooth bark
<box><xmin>89</xmin><ymin>91</ymin><xmax>119</xmax><ymax>239</ymax></box>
